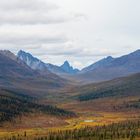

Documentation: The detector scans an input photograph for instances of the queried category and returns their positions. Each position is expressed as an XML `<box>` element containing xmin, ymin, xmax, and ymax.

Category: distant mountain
<box><xmin>81</xmin><ymin>56</ymin><xmax>114</xmax><ymax>72</ymax></box>
<box><xmin>61</xmin><ymin>61</ymin><xmax>79</xmax><ymax>74</ymax></box>
<box><xmin>72</xmin><ymin>49</ymin><xmax>140</xmax><ymax>83</ymax></box>
<box><xmin>0</xmin><ymin>50</ymin><xmax>17</xmax><ymax>61</ymax></box>
<box><xmin>0</xmin><ymin>50</ymin><xmax>38</xmax><ymax>77</ymax></box>
<box><xmin>18</xmin><ymin>50</ymin><xmax>47</xmax><ymax>71</ymax></box>
<box><xmin>17</xmin><ymin>49</ymin><xmax>140</xmax><ymax>84</ymax></box>
<box><xmin>17</xmin><ymin>50</ymin><xmax>79</xmax><ymax>75</ymax></box>
<box><xmin>0</xmin><ymin>50</ymin><xmax>69</xmax><ymax>91</ymax></box>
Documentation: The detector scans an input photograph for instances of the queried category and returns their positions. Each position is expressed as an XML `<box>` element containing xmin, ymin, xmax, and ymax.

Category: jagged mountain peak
<box><xmin>0</xmin><ymin>50</ymin><xmax>38</xmax><ymax>77</ymax></box>
<box><xmin>61</xmin><ymin>60</ymin><xmax>71</xmax><ymax>68</ymax></box>
<box><xmin>17</xmin><ymin>50</ymin><xmax>46</xmax><ymax>71</ymax></box>
<box><xmin>18</xmin><ymin>50</ymin><xmax>28</xmax><ymax>56</ymax></box>
<box><xmin>17</xmin><ymin>51</ymin><xmax>79</xmax><ymax>75</ymax></box>
<box><xmin>61</xmin><ymin>61</ymin><xmax>79</xmax><ymax>74</ymax></box>
<box><xmin>18</xmin><ymin>50</ymin><xmax>39</xmax><ymax>61</ymax></box>
<box><xmin>64</xmin><ymin>60</ymin><xmax>70</xmax><ymax>65</ymax></box>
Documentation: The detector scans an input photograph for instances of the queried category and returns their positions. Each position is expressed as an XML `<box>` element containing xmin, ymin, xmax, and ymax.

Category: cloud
<box><xmin>0</xmin><ymin>0</ymin><xmax>61</xmax><ymax>25</ymax></box>
<box><xmin>73</xmin><ymin>61</ymin><xmax>83</xmax><ymax>68</ymax></box>
<box><xmin>0</xmin><ymin>0</ymin><xmax>139</xmax><ymax>69</ymax></box>
<box><xmin>0</xmin><ymin>0</ymin><xmax>85</xmax><ymax>25</ymax></box>
<box><xmin>25</xmin><ymin>42</ymin><xmax>119</xmax><ymax>60</ymax></box>
<box><xmin>0</xmin><ymin>0</ymin><xmax>57</xmax><ymax>11</ymax></box>
<box><xmin>0</xmin><ymin>25</ymin><xmax>68</xmax><ymax>45</ymax></box>
<box><xmin>0</xmin><ymin>33</ymin><xmax>67</xmax><ymax>45</ymax></box>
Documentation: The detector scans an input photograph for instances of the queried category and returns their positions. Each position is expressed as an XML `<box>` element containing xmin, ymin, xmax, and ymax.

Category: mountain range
<box><xmin>75</xmin><ymin>49</ymin><xmax>140</xmax><ymax>83</ymax></box>
<box><xmin>0</xmin><ymin>49</ymin><xmax>139</xmax><ymax>85</ymax></box>
<box><xmin>18</xmin><ymin>50</ymin><xmax>79</xmax><ymax>75</ymax></box>
<box><xmin>17</xmin><ymin>49</ymin><xmax>140</xmax><ymax>84</ymax></box>
<box><xmin>0</xmin><ymin>50</ymin><xmax>37</xmax><ymax>77</ymax></box>
<box><xmin>0</xmin><ymin>50</ymin><xmax>70</xmax><ymax>96</ymax></box>
<box><xmin>0</xmin><ymin>48</ymin><xmax>140</xmax><ymax>131</ymax></box>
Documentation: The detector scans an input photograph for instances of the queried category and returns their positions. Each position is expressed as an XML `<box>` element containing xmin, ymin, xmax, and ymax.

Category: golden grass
<box><xmin>0</xmin><ymin>95</ymin><xmax>140</xmax><ymax>138</ymax></box>
<box><xmin>0</xmin><ymin>110</ymin><xmax>138</xmax><ymax>138</ymax></box>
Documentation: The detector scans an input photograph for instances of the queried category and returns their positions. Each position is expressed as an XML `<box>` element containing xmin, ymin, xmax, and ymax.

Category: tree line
<box><xmin>0</xmin><ymin>120</ymin><xmax>140</xmax><ymax>140</ymax></box>
<box><xmin>0</xmin><ymin>89</ymin><xmax>76</xmax><ymax>123</ymax></box>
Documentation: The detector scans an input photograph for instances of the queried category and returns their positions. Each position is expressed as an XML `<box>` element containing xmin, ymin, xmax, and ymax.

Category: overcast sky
<box><xmin>0</xmin><ymin>0</ymin><xmax>140</xmax><ymax>69</ymax></box>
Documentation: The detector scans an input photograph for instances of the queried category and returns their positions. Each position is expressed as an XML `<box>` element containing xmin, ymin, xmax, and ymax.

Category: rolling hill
<box><xmin>61</xmin><ymin>73</ymin><xmax>140</xmax><ymax>114</ymax></box>
<box><xmin>75</xmin><ymin>73</ymin><xmax>140</xmax><ymax>101</ymax></box>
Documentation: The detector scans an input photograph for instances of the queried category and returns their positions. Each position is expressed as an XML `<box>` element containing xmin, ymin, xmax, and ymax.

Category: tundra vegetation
<box><xmin>0</xmin><ymin>120</ymin><xmax>140</xmax><ymax>140</ymax></box>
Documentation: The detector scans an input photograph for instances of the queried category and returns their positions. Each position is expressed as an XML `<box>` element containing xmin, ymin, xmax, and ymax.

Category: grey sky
<box><xmin>0</xmin><ymin>0</ymin><xmax>140</xmax><ymax>69</ymax></box>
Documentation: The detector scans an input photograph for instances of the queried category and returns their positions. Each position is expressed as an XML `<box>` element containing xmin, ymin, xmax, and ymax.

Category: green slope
<box><xmin>74</xmin><ymin>73</ymin><xmax>140</xmax><ymax>101</ymax></box>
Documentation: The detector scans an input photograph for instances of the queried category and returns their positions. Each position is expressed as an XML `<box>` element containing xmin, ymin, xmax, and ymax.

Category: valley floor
<box><xmin>0</xmin><ymin>109</ymin><xmax>139</xmax><ymax>139</ymax></box>
<box><xmin>0</xmin><ymin>73</ymin><xmax>140</xmax><ymax>139</ymax></box>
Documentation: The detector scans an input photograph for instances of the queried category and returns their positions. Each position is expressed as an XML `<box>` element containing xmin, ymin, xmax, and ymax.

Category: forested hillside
<box><xmin>75</xmin><ymin>73</ymin><xmax>140</xmax><ymax>101</ymax></box>
<box><xmin>0</xmin><ymin>88</ymin><xmax>75</xmax><ymax>123</ymax></box>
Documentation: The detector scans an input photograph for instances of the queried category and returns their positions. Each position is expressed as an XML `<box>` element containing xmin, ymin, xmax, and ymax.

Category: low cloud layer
<box><xmin>0</xmin><ymin>0</ymin><xmax>83</xmax><ymax>25</ymax></box>
<box><xmin>0</xmin><ymin>0</ymin><xmax>139</xmax><ymax>68</ymax></box>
